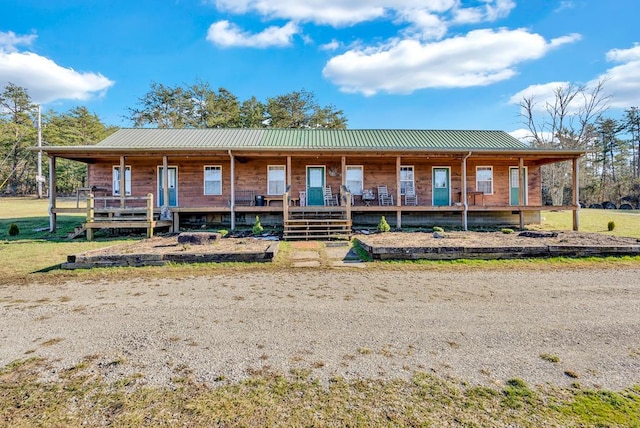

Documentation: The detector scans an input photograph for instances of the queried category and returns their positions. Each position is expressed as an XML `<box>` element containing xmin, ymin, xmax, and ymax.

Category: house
<box><xmin>42</xmin><ymin>128</ymin><xmax>584</xmax><ymax>239</ymax></box>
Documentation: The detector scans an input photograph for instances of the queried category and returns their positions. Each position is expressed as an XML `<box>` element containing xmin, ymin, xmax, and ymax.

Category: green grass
<box><xmin>2</xmin><ymin>198</ymin><xmax>640</xmax><ymax>283</ymax></box>
<box><xmin>1</xmin><ymin>358</ymin><xmax>639</xmax><ymax>427</ymax></box>
<box><xmin>538</xmin><ymin>208</ymin><xmax>640</xmax><ymax>239</ymax></box>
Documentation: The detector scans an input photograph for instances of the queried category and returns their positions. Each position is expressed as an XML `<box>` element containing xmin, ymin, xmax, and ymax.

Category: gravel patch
<box><xmin>2</xmin><ymin>268</ymin><xmax>639</xmax><ymax>390</ymax></box>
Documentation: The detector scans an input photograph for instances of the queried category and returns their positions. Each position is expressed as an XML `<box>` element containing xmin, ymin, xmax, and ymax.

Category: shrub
<box><xmin>217</xmin><ymin>229</ymin><xmax>229</xmax><ymax>237</ymax></box>
<box><xmin>377</xmin><ymin>216</ymin><xmax>391</xmax><ymax>233</ymax></box>
<box><xmin>501</xmin><ymin>228</ymin><xmax>514</xmax><ymax>234</ymax></box>
<box><xmin>252</xmin><ymin>216</ymin><xmax>264</xmax><ymax>235</ymax></box>
<box><xmin>8</xmin><ymin>223</ymin><xmax>19</xmax><ymax>236</ymax></box>
<box><xmin>607</xmin><ymin>220</ymin><xmax>615</xmax><ymax>231</ymax></box>
<box><xmin>432</xmin><ymin>226</ymin><xmax>444</xmax><ymax>233</ymax></box>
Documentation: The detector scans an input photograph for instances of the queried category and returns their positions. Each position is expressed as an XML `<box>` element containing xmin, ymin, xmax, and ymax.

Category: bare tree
<box><xmin>518</xmin><ymin>80</ymin><xmax>609</xmax><ymax>205</ymax></box>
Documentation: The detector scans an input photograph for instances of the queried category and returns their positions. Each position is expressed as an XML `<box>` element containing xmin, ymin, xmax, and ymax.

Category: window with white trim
<box><xmin>400</xmin><ymin>166</ymin><xmax>414</xmax><ymax>195</ymax></box>
<box><xmin>112</xmin><ymin>166</ymin><xmax>131</xmax><ymax>196</ymax></box>
<box><xmin>345</xmin><ymin>165</ymin><xmax>363</xmax><ymax>195</ymax></box>
<box><xmin>476</xmin><ymin>166</ymin><xmax>493</xmax><ymax>194</ymax></box>
<box><xmin>204</xmin><ymin>166</ymin><xmax>222</xmax><ymax>195</ymax></box>
<box><xmin>267</xmin><ymin>165</ymin><xmax>285</xmax><ymax>195</ymax></box>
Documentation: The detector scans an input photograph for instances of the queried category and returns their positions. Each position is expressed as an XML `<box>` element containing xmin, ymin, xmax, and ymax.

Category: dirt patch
<box><xmin>83</xmin><ymin>235</ymin><xmax>275</xmax><ymax>256</ymax></box>
<box><xmin>357</xmin><ymin>230</ymin><xmax>640</xmax><ymax>248</ymax></box>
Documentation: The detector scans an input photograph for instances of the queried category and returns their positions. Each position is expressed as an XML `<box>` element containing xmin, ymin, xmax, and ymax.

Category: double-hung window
<box><xmin>476</xmin><ymin>166</ymin><xmax>493</xmax><ymax>194</ymax></box>
<box><xmin>204</xmin><ymin>166</ymin><xmax>222</xmax><ymax>195</ymax></box>
<box><xmin>345</xmin><ymin>166</ymin><xmax>363</xmax><ymax>195</ymax></box>
<box><xmin>400</xmin><ymin>166</ymin><xmax>414</xmax><ymax>195</ymax></box>
<box><xmin>267</xmin><ymin>165</ymin><xmax>285</xmax><ymax>195</ymax></box>
<box><xmin>112</xmin><ymin>166</ymin><xmax>131</xmax><ymax>196</ymax></box>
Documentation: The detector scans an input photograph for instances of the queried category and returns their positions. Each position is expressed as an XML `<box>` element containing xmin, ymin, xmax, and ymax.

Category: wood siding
<box><xmin>87</xmin><ymin>154</ymin><xmax>541</xmax><ymax>209</ymax></box>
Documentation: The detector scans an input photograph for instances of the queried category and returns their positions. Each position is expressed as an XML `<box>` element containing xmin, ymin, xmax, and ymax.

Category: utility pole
<box><xmin>37</xmin><ymin>105</ymin><xmax>43</xmax><ymax>198</ymax></box>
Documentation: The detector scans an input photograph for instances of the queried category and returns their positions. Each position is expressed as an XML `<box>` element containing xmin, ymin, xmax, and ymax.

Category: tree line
<box><xmin>518</xmin><ymin>80</ymin><xmax>640</xmax><ymax>208</ymax></box>
<box><xmin>127</xmin><ymin>81</ymin><xmax>347</xmax><ymax>129</ymax></box>
<box><xmin>0</xmin><ymin>83</ymin><xmax>116</xmax><ymax>195</ymax></box>
<box><xmin>0</xmin><ymin>82</ymin><xmax>347</xmax><ymax>196</ymax></box>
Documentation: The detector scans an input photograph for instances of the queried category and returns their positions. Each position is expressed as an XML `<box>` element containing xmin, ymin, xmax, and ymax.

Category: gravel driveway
<box><xmin>2</xmin><ymin>267</ymin><xmax>639</xmax><ymax>390</ymax></box>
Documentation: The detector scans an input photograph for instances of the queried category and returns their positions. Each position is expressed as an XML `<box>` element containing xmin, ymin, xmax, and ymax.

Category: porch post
<box><xmin>572</xmin><ymin>157</ymin><xmax>580</xmax><ymax>231</ymax></box>
<box><xmin>119</xmin><ymin>155</ymin><xmax>126</xmax><ymax>208</ymax></box>
<box><xmin>519</xmin><ymin>157</ymin><xmax>525</xmax><ymax>230</ymax></box>
<box><xmin>162</xmin><ymin>155</ymin><xmax>169</xmax><ymax>213</ymax></box>
<box><xmin>229</xmin><ymin>151</ymin><xmax>235</xmax><ymax>230</ymax></box>
<box><xmin>396</xmin><ymin>156</ymin><xmax>402</xmax><ymax>229</ymax></box>
<box><xmin>462</xmin><ymin>154</ymin><xmax>468</xmax><ymax>231</ymax></box>
<box><xmin>287</xmin><ymin>156</ymin><xmax>292</xmax><ymax>188</ymax></box>
<box><xmin>341</xmin><ymin>156</ymin><xmax>346</xmax><ymax>187</ymax></box>
<box><xmin>48</xmin><ymin>156</ymin><xmax>57</xmax><ymax>232</ymax></box>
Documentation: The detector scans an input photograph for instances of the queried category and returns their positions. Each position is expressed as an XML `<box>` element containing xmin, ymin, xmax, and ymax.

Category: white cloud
<box><xmin>0</xmin><ymin>31</ymin><xmax>114</xmax><ymax>104</ymax></box>
<box><xmin>508</xmin><ymin>81</ymin><xmax>570</xmax><ymax>108</ymax></box>
<box><xmin>510</xmin><ymin>43</ymin><xmax>640</xmax><ymax>112</ymax></box>
<box><xmin>213</xmin><ymin>0</ymin><xmax>388</xmax><ymax>27</ymax></box>
<box><xmin>453</xmin><ymin>0</ymin><xmax>516</xmax><ymax>24</ymax></box>
<box><xmin>323</xmin><ymin>28</ymin><xmax>579</xmax><ymax>95</ymax></box>
<box><xmin>598</xmin><ymin>44</ymin><xmax>640</xmax><ymax>108</ymax></box>
<box><xmin>211</xmin><ymin>0</ymin><xmax>511</xmax><ymax>31</ymax></box>
<box><xmin>0</xmin><ymin>30</ymin><xmax>36</xmax><ymax>52</ymax></box>
<box><xmin>320</xmin><ymin>39</ymin><xmax>341</xmax><ymax>51</ymax></box>
<box><xmin>206</xmin><ymin>20</ymin><xmax>299</xmax><ymax>48</ymax></box>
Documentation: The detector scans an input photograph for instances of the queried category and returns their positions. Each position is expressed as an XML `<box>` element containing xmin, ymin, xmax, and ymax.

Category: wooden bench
<box><xmin>234</xmin><ymin>190</ymin><xmax>255</xmax><ymax>206</ymax></box>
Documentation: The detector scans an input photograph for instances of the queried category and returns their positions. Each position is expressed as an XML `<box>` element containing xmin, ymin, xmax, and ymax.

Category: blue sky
<box><xmin>1</xmin><ymin>0</ymin><xmax>639</xmax><ymax>136</ymax></box>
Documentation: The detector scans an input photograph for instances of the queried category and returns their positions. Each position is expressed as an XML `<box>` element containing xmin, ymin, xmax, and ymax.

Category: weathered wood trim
<box><xmin>119</xmin><ymin>155</ymin><xmax>126</xmax><ymax>208</ymax></box>
<box><xmin>396</xmin><ymin>156</ymin><xmax>402</xmax><ymax>228</ymax></box>
<box><xmin>230</xmin><ymin>151</ymin><xmax>236</xmax><ymax>230</ymax></box>
<box><xmin>48</xmin><ymin>156</ymin><xmax>57</xmax><ymax>232</ymax></box>
<box><xmin>162</xmin><ymin>156</ymin><xmax>169</xmax><ymax>211</ymax></box>
<box><xmin>519</xmin><ymin>157</ymin><xmax>525</xmax><ymax>229</ymax></box>
<box><xmin>573</xmin><ymin>157</ymin><xmax>580</xmax><ymax>231</ymax></box>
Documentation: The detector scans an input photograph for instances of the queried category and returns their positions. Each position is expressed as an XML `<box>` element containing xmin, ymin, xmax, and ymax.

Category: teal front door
<box><xmin>158</xmin><ymin>166</ymin><xmax>178</xmax><ymax>207</ymax></box>
<box><xmin>432</xmin><ymin>167</ymin><xmax>450</xmax><ymax>206</ymax></box>
<box><xmin>510</xmin><ymin>167</ymin><xmax>527</xmax><ymax>206</ymax></box>
<box><xmin>306</xmin><ymin>166</ymin><xmax>325</xmax><ymax>206</ymax></box>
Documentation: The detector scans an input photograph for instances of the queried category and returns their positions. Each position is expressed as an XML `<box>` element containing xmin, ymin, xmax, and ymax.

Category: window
<box><xmin>345</xmin><ymin>166</ymin><xmax>363</xmax><ymax>195</ymax></box>
<box><xmin>400</xmin><ymin>166</ymin><xmax>414</xmax><ymax>195</ymax></box>
<box><xmin>476</xmin><ymin>166</ymin><xmax>493</xmax><ymax>194</ymax></box>
<box><xmin>204</xmin><ymin>166</ymin><xmax>222</xmax><ymax>195</ymax></box>
<box><xmin>267</xmin><ymin>165</ymin><xmax>285</xmax><ymax>195</ymax></box>
<box><xmin>112</xmin><ymin>166</ymin><xmax>131</xmax><ymax>196</ymax></box>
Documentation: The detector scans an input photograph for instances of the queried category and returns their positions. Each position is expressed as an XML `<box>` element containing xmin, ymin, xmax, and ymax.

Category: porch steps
<box><xmin>67</xmin><ymin>224</ymin><xmax>87</xmax><ymax>240</ymax></box>
<box><xmin>283</xmin><ymin>218</ymin><xmax>352</xmax><ymax>241</ymax></box>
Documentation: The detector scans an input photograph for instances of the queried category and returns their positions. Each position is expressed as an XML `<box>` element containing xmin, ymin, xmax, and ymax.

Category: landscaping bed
<box><xmin>62</xmin><ymin>233</ymin><xmax>277</xmax><ymax>269</ymax></box>
<box><xmin>356</xmin><ymin>230</ymin><xmax>640</xmax><ymax>260</ymax></box>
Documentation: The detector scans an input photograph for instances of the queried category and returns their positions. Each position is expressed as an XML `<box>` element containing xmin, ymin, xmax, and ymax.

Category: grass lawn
<box><xmin>539</xmin><ymin>208</ymin><xmax>640</xmax><ymax>239</ymax></box>
<box><xmin>1</xmin><ymin>358</ymin><xmax>639</xmax><ymax>427</ymax></box>
<box><xmin>2</xmin><ymin>197</ymin><xmax>640</xmax><ymax>283</ymax></box>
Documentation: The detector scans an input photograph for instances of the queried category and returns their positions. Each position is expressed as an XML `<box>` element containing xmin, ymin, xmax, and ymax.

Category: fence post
<box><xmin>283</xmin><ymin>192</ymin><xmax>289</xmax><ymax>222</ymax></box>
<box><xmin>86</xmin><ymin>193</ymin><xmax>95</xmax><ymax>241</ymax></box>
<box><xmin>147</xmin><ymin>193</ymin><xmax>154</xmax><ymax>238</ymax></box>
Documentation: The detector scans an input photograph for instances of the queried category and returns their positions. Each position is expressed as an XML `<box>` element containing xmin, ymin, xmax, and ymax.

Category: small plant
<box><xmin>217</xmin><ymin>229</ymin><xmax>229</xmax><ymax>237</ymax></box>
<box><xmin>377</xmin><ymin>216</ymin><xmax>391</xmax><ymax>233</ymax></box>
<box><xmin>432</xmin><ymin>226</ymin><xmax>444</xmax><ymax>233</ymax></box>
<box><xmin>252</xmin><ymin>215</ymin><xmax>264</xmax><ymax>235</ymax></box>
<box><xmin>502</xmin><ymin>228</ymin><xmax>514</xmax><ymax>234</ymax></box>
<box><xmin>539</xmin><ymin>353</ymin><xmax>560</xmax><ymax>363</ymax></box>
<box><xmin>564</xmin><ymin>370</ymin><xmax>580</xmax><ymax>379</ymax></box>
<box><xmin>607</xmin><ymin>220</ymin><xmax>615</xmax><ymax>231</ymax></box>
<box><xmin>8</xmin><ymin>223</ymin><xmax>19</xmax><ymax>236</ymax></box>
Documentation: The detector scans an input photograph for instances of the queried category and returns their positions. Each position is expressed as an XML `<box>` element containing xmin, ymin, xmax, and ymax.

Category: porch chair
<box><xmin>404</xmin><ymin>184</ymin><xmax>418</xmax><ymax>206</ymax></box>
<box><xmin>378</xmin><ymin>186</ymin><xmax>394</xmax><ymax>206</ymax></box>
<box><xmin>323</xmin><ymin>186</ymin><xmax>339</xmax><ymax>206</ymax></box>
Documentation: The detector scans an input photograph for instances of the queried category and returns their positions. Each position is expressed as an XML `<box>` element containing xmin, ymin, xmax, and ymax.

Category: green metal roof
<box><xmin>93</xmin><ymin>128</ymin><xmax>530</xmax><ymax>151</ymax></box>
